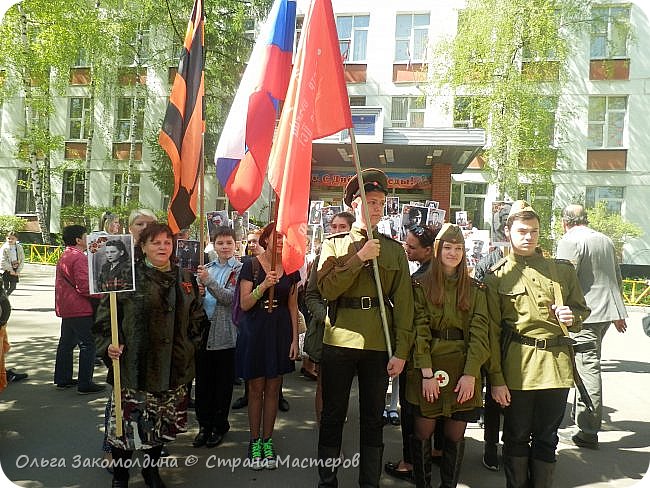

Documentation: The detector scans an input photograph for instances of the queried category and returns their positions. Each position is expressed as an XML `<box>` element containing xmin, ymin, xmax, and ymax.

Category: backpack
<box><xmin>231</xmin><ymin>256</ymin><xmax>260</xmax><ymax>326</ymax></box>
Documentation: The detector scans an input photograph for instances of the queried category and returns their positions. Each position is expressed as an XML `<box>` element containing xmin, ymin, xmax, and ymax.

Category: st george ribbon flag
<box><xmin>215</xmin><ymin>0</ymin><xmax>296</xmax><ymax>213</ymax></box>
<box><xmin>159</xmin><ymin>0</ymin><xmax>205</xmax><ymax>234</ymax></box>
<box><xmin>268</xmin><ymin>0</ymin><xmax>352</xmax><ymax>274</ymax></box>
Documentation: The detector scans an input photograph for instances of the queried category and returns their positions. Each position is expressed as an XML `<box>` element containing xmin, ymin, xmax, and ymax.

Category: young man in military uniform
<box><xmin>316</xmin><ymin>168</ymin><xmax>414</xmax><ymax>488</ymax></box>
<box><xmin>484</xmin><ymin>201</ymin><xmax>590</xmax><ymax>488</ymax></box>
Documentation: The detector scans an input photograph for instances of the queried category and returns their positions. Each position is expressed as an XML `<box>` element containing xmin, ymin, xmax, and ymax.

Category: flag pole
<box><xmin>267</xmin><ymin>193</ymin><xmax>279</xmax><ymax>313</ymax></box>
<box><xmin>348</xmin><ymin>127</ymin><xmax>393</xmax><ymax>359</ymax></box>
<box><xmin>109</xmin><ymin>292</ymin><xmax>123</xmax><ymax>437</ymax></box>
<box><xmin>199</xmin><ymin>134</ymin><xmax>205</xmax><ymax>266</ymax></box>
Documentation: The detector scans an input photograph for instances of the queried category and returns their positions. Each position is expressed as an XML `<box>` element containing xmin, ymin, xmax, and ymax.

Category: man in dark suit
<box><xmin>556</xmin><ymin>204</ymin><xmax>627</xmax><ymax>450</ymax></box>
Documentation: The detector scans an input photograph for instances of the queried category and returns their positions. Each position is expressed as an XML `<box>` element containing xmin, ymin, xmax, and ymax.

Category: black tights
<box><xmin>414</xmin><ymin>416</ymin><xmax>467</xmax><ymax>443</ymax></box>
<box><xmin>111</xmin><ymin>445</ymin><xmax>164</xmax><ymax>481</ymax></box>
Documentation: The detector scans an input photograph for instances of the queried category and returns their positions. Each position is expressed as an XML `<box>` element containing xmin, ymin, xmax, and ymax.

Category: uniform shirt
<box><xmin>484</xmin><ymin>252</ymin><xmax>590</xmax><ymax>390</ymax></box>
<box><xmin>317</xmin><ymin>225</ymin><xmax>414</xmax><ymax>358</ymax></box>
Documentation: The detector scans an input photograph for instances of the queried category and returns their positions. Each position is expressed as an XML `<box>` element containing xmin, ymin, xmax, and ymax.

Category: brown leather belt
<box><xmin>431</xmin><ymin>328</ymin><xmax>464</xmax><ymax>341</ymax></box>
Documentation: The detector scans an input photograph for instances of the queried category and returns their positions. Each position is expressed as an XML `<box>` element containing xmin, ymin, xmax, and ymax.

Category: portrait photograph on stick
<box><xmin>87</xmin><ymin>233</ymin><xmax>135</xmax><ymax>294</ymax></box>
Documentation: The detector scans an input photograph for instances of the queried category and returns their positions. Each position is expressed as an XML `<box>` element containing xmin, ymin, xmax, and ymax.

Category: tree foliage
<box><xmin>587</xmin><ymin>201</ymin><xmax>643</xmax><ymax>261</ymax></box>
<box><xmin>429</xmin><ymin>0</ymin><xmax>591</xmax><ymax>200</ymax></box>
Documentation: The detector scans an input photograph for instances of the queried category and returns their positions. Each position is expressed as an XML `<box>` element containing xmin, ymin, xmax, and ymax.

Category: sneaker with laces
<box><xmin>248</xmin><ymin>438</ymin><xmax>263</xmax><ymax>470</ymax></box>
<box><xmin>262</xmin><ymin>437</ymin><xmax>277</xmax><ymax>469</ymax></box>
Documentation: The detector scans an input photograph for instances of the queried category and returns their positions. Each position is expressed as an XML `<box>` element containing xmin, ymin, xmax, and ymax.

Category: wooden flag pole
<box><xmin>199</xmin><ymin>134</ymin><xmax>205</xmax><ymax>266</ymax></box>
<box><xmin>109</xmin><ymin>292</ymin><xmax>123</xmax><ymax>437</ymax></box>
<box><xmin>267</xmin><ymin>194</ymin><xmax>279</xmax><ymax>313</ymax></box>
<box><xmin>348</xmin><ymin>127</ymin><xmax>393</xmax><ymax>359</ymax></box>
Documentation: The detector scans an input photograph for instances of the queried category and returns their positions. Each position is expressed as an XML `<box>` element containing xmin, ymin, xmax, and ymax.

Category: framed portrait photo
<box><xmin>87</xmin><ymin>233</ymin><xmax>135</xmax><ymax>294</ymax></box>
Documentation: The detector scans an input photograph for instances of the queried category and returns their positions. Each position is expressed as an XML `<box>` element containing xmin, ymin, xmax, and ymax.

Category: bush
<box><xmin>0</xmin><ymin>215</ymin><xmax>28</xmax><ymax>236</ymax></box>
<box><xmin>587</xmin><ymin>202</ymin><xmax>643</xmax><ymax>261</ymax></box>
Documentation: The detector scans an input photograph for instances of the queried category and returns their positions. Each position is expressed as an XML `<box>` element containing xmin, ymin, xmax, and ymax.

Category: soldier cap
<box><xmin>433</xmin><ymin>223</ymin><xmax>464</xmax><ymax>258</ymax></box>
<box><xmin>507</xmin><ymin>200</ymin><xmax>539</xmax><ymax>220</ymax></box>
<box><xmin>344</xmin><ymin>168</ymin><xmax>389</xmax><ymax>206</ymax></box>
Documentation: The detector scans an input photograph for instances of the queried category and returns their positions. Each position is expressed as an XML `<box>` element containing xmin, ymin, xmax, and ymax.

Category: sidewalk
<box><xmin>0</xmin><ymin>264</ymin><xmax>648</xmax><ymax>487</ymax></box>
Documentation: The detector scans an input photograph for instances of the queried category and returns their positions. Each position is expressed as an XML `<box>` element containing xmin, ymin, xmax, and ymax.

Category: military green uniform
<box><xmin>484</xmin><ymin>250</ymin><xmax>590</xmax><ymax>481</ymax></box>
<box><xmin>317</xmin><ymin>225</ymin><xmax>414</xmax><ymax>357</ymax></box>
<box><xmin>406</xmin><ymin>277</ymin><xmax>490</xmax><ymax>419</ymax></box>
<box><xmin>484</xmin><ymin>253</ymin><xmax>590</xmax><ymax>390</ymax></box>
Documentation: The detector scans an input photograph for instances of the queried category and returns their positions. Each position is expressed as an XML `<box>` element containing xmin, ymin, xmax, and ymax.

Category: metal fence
<box><xmin>24</xmin><ymin>244</ymin><xmax>63</xmax><ymax>265</ymax></box>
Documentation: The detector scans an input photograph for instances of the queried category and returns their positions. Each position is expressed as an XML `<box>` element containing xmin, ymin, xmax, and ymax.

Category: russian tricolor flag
<box><xmin>215</xmin><ymin>0</ymin><xmax>296</xmax><ymax>213</ymax></box>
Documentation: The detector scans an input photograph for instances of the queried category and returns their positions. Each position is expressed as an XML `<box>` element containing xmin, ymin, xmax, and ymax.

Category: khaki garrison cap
<box><xmin>507</xmin><ymin>200</ymin><xmax>539</xmax><ymax>220</ymax></box>
<box><xmin>433</xmin><ymin>222</ymin><xmax>464</xmax><ymax>258</ymax></box>
<box><xmin>343</xmin><ymin>168</ymin><xmax>389</xmax><ymax>206</ymax></box>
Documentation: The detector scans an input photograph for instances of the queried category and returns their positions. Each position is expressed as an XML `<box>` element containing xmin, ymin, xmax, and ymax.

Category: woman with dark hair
<box><xmin>97</xmin><ymin>239</ymin><xmax>132</xmax><ymax>292</ymax></box>
<box><xmin>235</xmin><ymin>222</ymin><xmax>300</xmax><ymax>470</ymax></box>
<box><xmin>406</xmin><ymin>223</ymin><xmax>490</xmax><ymax>488</ymax></box>
<box><xmin>95</xmin><ymin>222</ymin><xmax>206</xmax><ymax>488</ymax></box>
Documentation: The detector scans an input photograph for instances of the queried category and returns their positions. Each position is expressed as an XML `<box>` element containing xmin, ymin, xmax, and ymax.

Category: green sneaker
<box><xmin>262</xmin><ymin>437</ymin><xmax>277</xmax><ymax>469</ymax></box>
<box><xmin>248</xmin><ymin>438</ymin><xmax>263</xmax><ymax>470</ymax></box>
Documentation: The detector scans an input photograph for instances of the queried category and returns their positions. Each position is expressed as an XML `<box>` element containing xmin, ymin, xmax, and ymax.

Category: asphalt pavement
<box><xmin>0</xmin><ymin>264</ymin><xmax>649</xmax><ymax>488</ymax></box>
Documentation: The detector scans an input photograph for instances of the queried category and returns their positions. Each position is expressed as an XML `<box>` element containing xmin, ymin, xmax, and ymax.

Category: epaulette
<box><xmin>470</xmin><ymin>277</ymin><xmax>486</xmax><ymax>289</ymax></box>
<box><xmin>325</xmin><ymin>231</ymin><xmax>350</xmax><ymax>240</ymax></box>
<box><xmin>487</xmin><ymin>256</ymin><xmax>508</xmax><ymax>274</ymax></box>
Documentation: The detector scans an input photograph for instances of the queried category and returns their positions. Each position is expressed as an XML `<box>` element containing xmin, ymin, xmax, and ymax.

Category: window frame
<box><xmin>394</xmin><ymin>12</ymin><xmax>430</xmax><ymax>63</ymax></box>
<box><xmin>585</xmin><ymin>186</ymin><xmax>624</xmax><ymax>214</ymax></box>
<box><xmin>590</xmin><ymin>6</ymin><xmax>630</xmax><ymax>60</ymax></box>
<box><xmin>68</xmin><ymin>97</ymin><xmax>91</xmax><ymax>141</ymax></box>
<box><xmin>391</xmin><ymin>96</ymin><xmax>426</xmax><ymax>128</ymax></box>
<box><xmin>450</xmin><ymin>181</ymin><xmax>488</xmax><ymax>228</ymax></box>
<box><xmin>61</xmin><ymin>170</ymin><xmax>86</xmax><ymax>207</ymax></box>
<box><xmin>112</xmin><ymin>171</ymin><xmax>141</xmax><ymax>207</ymax></box>
<box><xmin>587</xmin><ymin>95</ymin><xmax>627</xmax><ymax>149</ymax></box>
<box><xmin>15</xmin><ymin>169</ymin><xmax>36</xmax><ymax>214</ymax></box>
<box><xmin>115</xmin><ymin>96</ymin><xmax>145</xmax><ymax>143</ymax></box>
<box><xmin>336</xmin><ymin>14</ymin><xmax>369</xmax><ymax>63</ymax></box>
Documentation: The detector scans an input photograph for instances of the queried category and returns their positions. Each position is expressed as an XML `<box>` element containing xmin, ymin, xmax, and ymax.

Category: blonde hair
<box><xmin>128</xmin><ymin>208</ymin><xmax>157</xmax><ymax>227</ymax></box>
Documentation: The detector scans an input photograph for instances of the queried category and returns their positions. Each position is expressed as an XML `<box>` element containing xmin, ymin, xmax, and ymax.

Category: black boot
<box><xmin>359</xmin><ymin>445</ymin><xmax>383</xmax><ymax>488</ymax></box>
<box><xmin>318</xmin><ymin>445</ymin><xmax>340</xmax><ymax>488</ymax></box>
<box><xmin>111</xmin><ymin>447</ymin><xmax>131</xmax><ymax>488</ymax></box>
<box><xmin>530</xmin><ymin>459</ymin><xmax>555</xmax><ymax>488</ymax></box>
<box><xmin>410</xmin><ymin>436</ymin><xmax>432</xmax><ymax>488</ymax></box>
<box><xmin>439</xmin><ymin>439</ymin><xmax>465</xmax><ymax>488</ymax></box>
<box><xmin>504</xmin><ymin>455</ymin><xmax>530</xmax><ymax>488</ymax></box>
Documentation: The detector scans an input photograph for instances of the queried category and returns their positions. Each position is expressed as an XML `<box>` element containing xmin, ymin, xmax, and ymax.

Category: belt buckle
<box><xmin>360</xmin><ymin>296</ymin><xmax>372</xmax><ymax>310</ymax></box>
<box><xmin>535</xmin><ymin>338</ymin><xmax>547</xmax><ymax>349</ymax></box>
<box><xmin>263</xmin><ymin>299</ymin><xmax>278</xmax><ymax>310</ymax></box>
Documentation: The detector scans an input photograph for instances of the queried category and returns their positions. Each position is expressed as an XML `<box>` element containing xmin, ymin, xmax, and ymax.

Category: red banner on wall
<box><xmin>311</xmin><ymin>170</ymin><xmax>431</xmax><ymax>189</ymax></box>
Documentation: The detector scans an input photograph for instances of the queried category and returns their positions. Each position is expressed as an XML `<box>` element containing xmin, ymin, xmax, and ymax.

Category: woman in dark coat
<box><xmin>95</xmin><ymin>223</ymin><xmax>206</xmax><ymax>487</ymax></box>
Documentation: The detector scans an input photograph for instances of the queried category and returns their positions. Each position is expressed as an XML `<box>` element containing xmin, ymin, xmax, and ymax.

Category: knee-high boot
<box><xmin>141</xmin><ymin>446</ymin><xmax>166</xmax><ymax>488</ymax></box>
<box><xmin>359</xmin><ymin>445</ymin><xmax>384</xmax><ymax>488</ymax></box>
<box><xmin>318</xmin><ymin>445</ymin><xmax>340</xmax><ymax>488</ymax></box>
<box><xmin>504</xmin><ymin>455</ymin><xmax>530</xmax><ymax>488</ymax></box>
<box><xmin>530</xmin><ymin>459</ymin><xmax>555</xmax><ymax>488</ymax></box>
<box><xmin>439</xmin><ymin>439</ymin><xmax>465</xmax><ymax>488</ymax></box>
<box><xmin>410</xmin><ymin>436</ymin><xmax>432</xmax><ymax>488</ymax></box>
<box><xmin>111</xmin><ymin>447</ymin><xmax>132</xmax><ymax>488</ymax></box>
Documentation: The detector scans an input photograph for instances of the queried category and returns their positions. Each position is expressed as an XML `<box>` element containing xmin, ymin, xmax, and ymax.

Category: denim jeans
<box><xmin>319</xmin><ymin>344</ymin><xmax>389</xmax><ymax>449</ymax></box>
<box><xmin>53</xmin><ymin>316</ymin><xmax>96</xmax><ymax>388</ymax></box>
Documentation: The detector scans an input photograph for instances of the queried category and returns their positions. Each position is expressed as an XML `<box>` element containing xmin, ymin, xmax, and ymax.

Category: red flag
<box><xmin>159</xmin><ymin>0</ymin><xmax>205</xmax><ymax>234</ymax></box>
<box><xmin>268</xmin><ymin>0</ymin><xmax>352</xmax><ymax>273</ymax></box>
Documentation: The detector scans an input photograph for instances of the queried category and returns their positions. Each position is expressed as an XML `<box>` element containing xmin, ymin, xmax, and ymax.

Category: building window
<box><xmin>394</xmin><ymin>13</ymin><xmax>429</xmax><ymax>63</ymax></box>
<box><xmin>349</xmin><ymin>96</ymin><xmax>366</xmax><ymax>106</ymax></box>
<box><xmin>69</xmin><ymin>97</ymin><xmax>91</xmax><ymax>140</ymax></box>
<box><xmin>453</xmin><ymin>96</ymin><xmax>486</xmax><ymax>129</ymax></box>
<box><xmin>587</xmin><ymin>96</ymin><xmax>626</xmax><ymax>148</ymax></box>
<box><xmin>15</xmin><ymin>169</ymin><xmax>36</xmax><ymax>214</ymax></box>
<box><xmin>115</xmin><ymin>97</ymin><xmax>145</xmax><ymax>142</ymax></box>
<box><xmin>120</xmin><ymin>29</ymin><xmax>150</xmax><ymax>65</ymax></box>
<box><xmin>391</xmin><ymin>97</ymin><xmax>425</xmax><ymax>128</ymax></box>
<box><xmin>590</xmin><ymin>6</ymin><xmax>630</xmax><ymax>60</ymax></box>
<box><xmin>450</xmin><ymin>182</ymin><xmax>487</xmax><ymax>229</ymax></box>
<box><xmin>336</xmin><ymin>14</ymin><xmax>369</xmax><ymax>62</ymax></box>
<box><xmin>586</xmin><ymin>186</ymin><xmax>623</xmax><ymax>214</ymax></box>
<box><xmin>112</xmin><ymin>172</ymin><xmax>141</xmax><ymax>207</ymax></box>
<box><xmin>62</xmin><ymin>170</ymin><xmax>85</xmax><ymax>207</ymax></box>
<box><xmin>294</xmin><ymin>16</ymin><xmax>304</xmax><ymax>57</ymax></box>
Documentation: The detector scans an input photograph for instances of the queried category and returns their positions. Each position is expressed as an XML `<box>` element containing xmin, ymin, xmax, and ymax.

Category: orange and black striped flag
<box><xmin>159</xmin><ymin>0</ymin><xmax>205</xmax><ymax>234</ymax></box>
